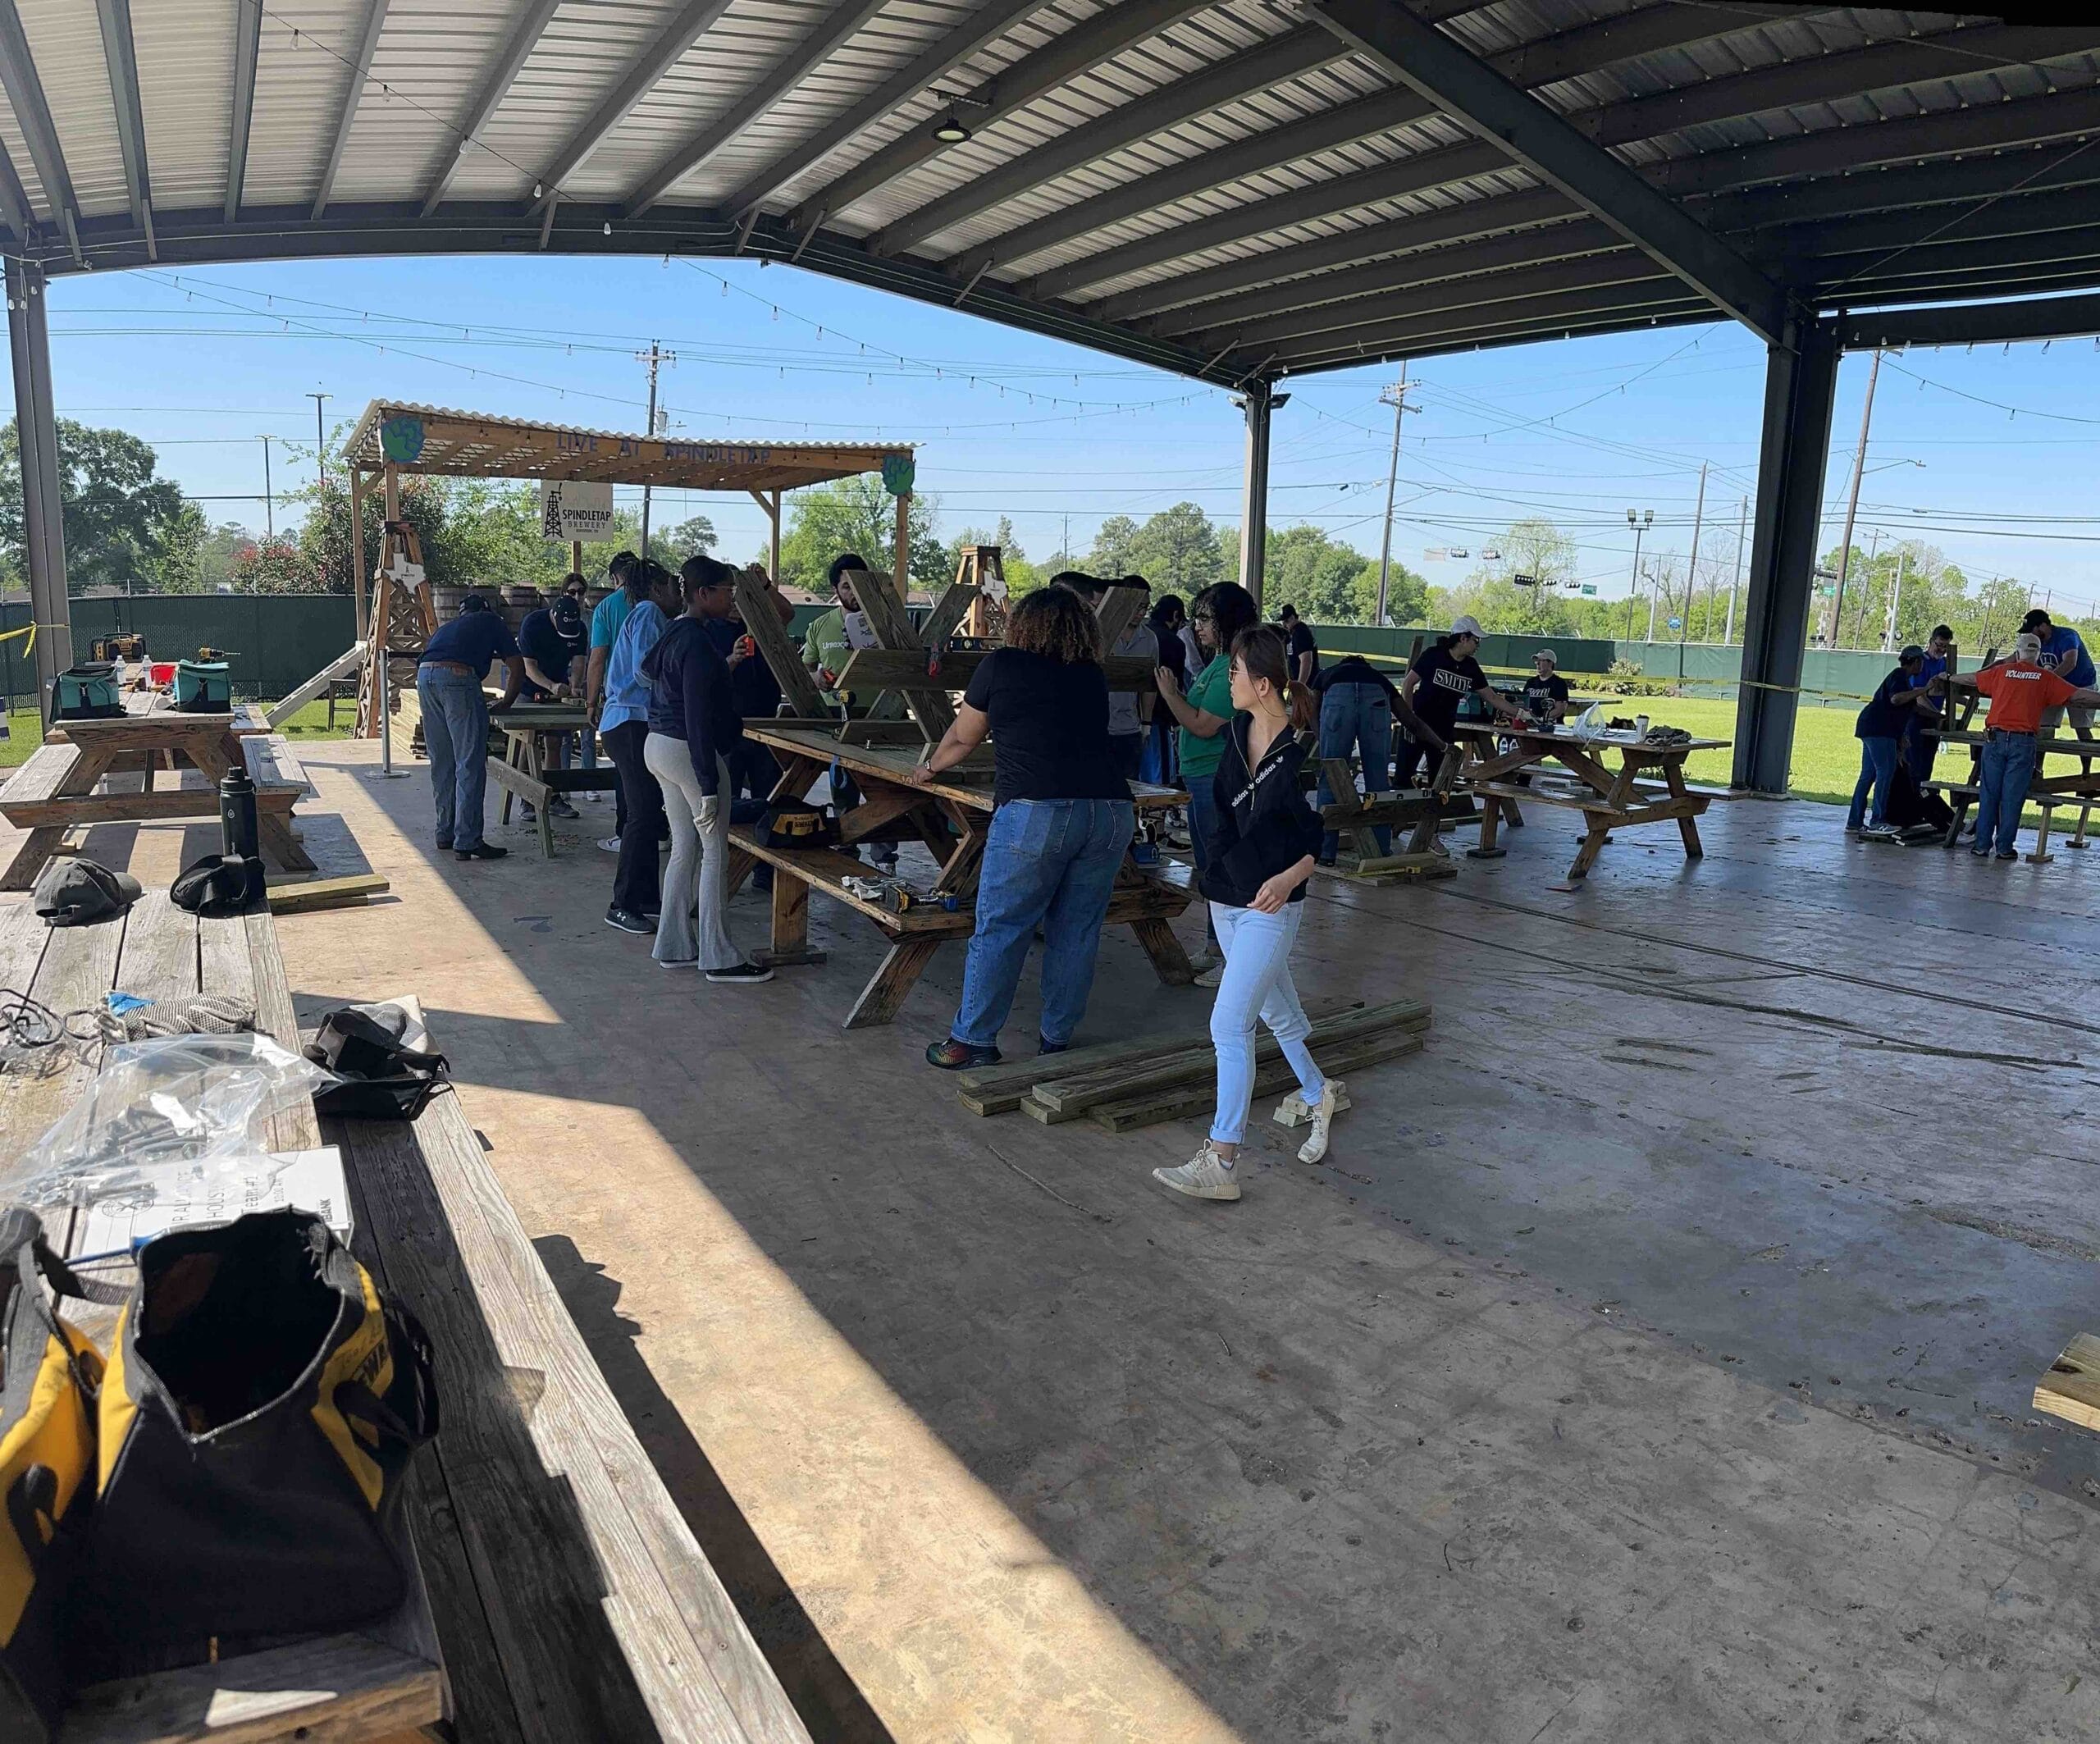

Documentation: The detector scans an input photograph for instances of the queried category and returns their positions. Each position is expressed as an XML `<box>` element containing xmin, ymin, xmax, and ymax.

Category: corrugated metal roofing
<box><xmin>2</xmin><ymin>0</ymin><xmax>2099</xmax><ymax>380</ymax></box>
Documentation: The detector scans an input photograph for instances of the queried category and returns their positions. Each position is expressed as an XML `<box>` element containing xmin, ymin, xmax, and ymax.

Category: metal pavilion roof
<box><xmin>1</xmin><ymin>2</ymin><xmax>2097</xmax><ymax>381</ymax></box>
<box><xmin>339</xmin><ymin>399</ymin><xmax>911</xmax><ymax>491</ymax></box>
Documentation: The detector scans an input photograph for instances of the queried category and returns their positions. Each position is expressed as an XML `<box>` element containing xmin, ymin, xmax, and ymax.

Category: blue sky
<box><xmin>23</xmin><ymin>252</ymin><xmax>2100</xmax><ymax>615</ymax></box>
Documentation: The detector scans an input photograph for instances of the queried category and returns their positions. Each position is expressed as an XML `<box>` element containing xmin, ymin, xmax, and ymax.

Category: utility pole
<box><xmin>637</xmin><ymin>340</ymin><xmax>674</xmax><ymax>559</ymax></box>
<box><xmin>1825</xmin><ymin>346</ymin><xmax>1881</xmax><ymax>648</ymax></box>
<box><xmin>262</xmin><ymin>436</ymin><xmax>273</xmax><ymax>536</ymax></box>
<box><xmin>1629</xmin><ymin>512</ymin><xmax>1646</xmax><ymax>646</ymax></box>
<box><xmin>1375</xmin><ymin>365</ymin><xmax>1412</xmax><ymax>625</ymax></box>
<box><xmin>1681</xmin><ymin>462</ymin><xmax>1706</xmax><ymax>647</ymax></box>
<box><xmin>1883</xmin><ymin>550</ymin><xmax>1908</xmax><ymax>652</ymax></box>
<box><xmin>1725</xmin><ymin>495</ymin><xmax>1746</xmax><ymax>646</ymax></box>
<box><xmin>1851</xmin><ymin>527</ymin><xmax>1882</xmax><ymax>649</ymax></box>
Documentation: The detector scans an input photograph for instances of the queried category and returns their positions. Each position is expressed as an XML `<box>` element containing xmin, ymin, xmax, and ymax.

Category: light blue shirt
<box><xmin>600</xmin><ymin>600</ymin><xmax>669</xmax><ymax>733</ymax></box>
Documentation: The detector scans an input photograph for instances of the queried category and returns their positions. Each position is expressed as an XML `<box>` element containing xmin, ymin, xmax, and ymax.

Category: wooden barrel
<box><xmin>431</xmin><ymin>584</ymin><xmax>472</xmax><ymax>620</ymax></box>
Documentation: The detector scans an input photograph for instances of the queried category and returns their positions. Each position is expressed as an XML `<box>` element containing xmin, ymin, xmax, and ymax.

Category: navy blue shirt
<box><xmin>643</xmin><ymin>616</ymin><xmax>743</xmax><ymax>796</ymax></box>
<box><xmin>517</xmin><ymin>608</ymin><xmax>573</xmax><ymax>698</ymax></box>
<box><xmin>1856</xmin><ymin>668</ymin><xmax>1914</xmax><ymax>740</ymax></box>
<box><xmin>421</xmin><ymin>608</ymin><xmax>518</xmax><ymax>672</ymax></box>
<box><xmin>703</xmin><ymin>617</ymin><xmax>783</xmax><ymax>722</ymax></box>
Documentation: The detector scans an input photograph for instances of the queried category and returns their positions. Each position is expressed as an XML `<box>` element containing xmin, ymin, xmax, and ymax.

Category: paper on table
<box><xmin>74</xmin><ymin>1145</ymin><xmax>352</xmax><ymax>1259</ymax></box>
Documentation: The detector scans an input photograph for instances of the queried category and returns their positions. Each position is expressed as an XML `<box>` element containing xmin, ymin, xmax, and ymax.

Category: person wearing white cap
<box><xmin>1397</xmin><ymin>615</ymin><xmax>1526</xmax><ymax>788</ymax></box>
<box><xmin>1936</xmin><ymin>632</ymin><xmax>2100</xmax><ymax>860</ymax></box>
<box><xmin>1523</xmin><ymin>648</ymin><xmax>1572</xmax><ymax>724</ymax></box>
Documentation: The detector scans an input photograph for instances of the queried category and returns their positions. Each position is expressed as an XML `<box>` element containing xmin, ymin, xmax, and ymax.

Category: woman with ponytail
<box><xmin>1153</xmin><ymin>627</ymin><xmax>1342</xmax><ymax>1205</ymax></box>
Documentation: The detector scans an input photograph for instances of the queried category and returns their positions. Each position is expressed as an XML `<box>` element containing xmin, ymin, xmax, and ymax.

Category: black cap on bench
<box><xmin>33</xmin><ymin>855</ymin><xmax>142</xmax><ymax>927</ymax></box>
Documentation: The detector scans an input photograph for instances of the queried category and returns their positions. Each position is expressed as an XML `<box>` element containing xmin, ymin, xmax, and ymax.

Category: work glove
<box><xmin>697</xmin><ymin>795</ymin><xmax>719</xmax><ymax>830</ymax></box>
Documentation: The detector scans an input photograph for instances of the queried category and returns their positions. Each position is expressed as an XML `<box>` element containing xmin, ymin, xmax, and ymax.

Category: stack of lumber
<box><xmin>956</xmin><ymin>998</ymin><xmax>1430</xmax><ymax>1133</ymax></box>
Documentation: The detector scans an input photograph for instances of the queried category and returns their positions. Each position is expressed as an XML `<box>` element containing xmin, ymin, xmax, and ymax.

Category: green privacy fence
<box><xmin>0</xmin><ymin>595</ymin><xmax>358</xmax><ymax>710</ymax></box>
<box><xmin>1609</xmin><ymin>641</ymin><xmax>1989</xmax><ymax>710</ymax></box>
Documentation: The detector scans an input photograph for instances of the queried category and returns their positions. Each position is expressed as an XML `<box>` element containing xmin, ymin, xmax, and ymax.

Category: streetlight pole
<box><xmin>1725</xmin><ymin>495</ymin><xmax>1746</xmax><ymax>646</ymax></box>
<box><xmin>262</xmin><ymin>436</ymin><xmax>273</xmax><ymax>536</ymax></box>
<box><xmin>307</xmin><ymin>390</ymin><xmax>330</xmax><ymax>489</ymax></box>
<box><xmin>1681</xmin><ymin>462</ymin><xmax>1706</xmax><ymax>650</ymax></box>
<box><xmin>636</xmin><ymin>340</ymin><xmax>675</xmax><ymax>558</ymax></box>
<box><xmin>1826</xmin><ymin>346</ymin><xmax>1882</xmax><ymax>647</ymax></box>
<box><xmin>1375</xmin><ymin>366</ymin><xmax>1411</xmax><ymax>626</ymax></box>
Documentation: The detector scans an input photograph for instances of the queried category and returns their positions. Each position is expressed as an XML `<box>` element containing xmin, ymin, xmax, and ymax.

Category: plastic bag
<box><xmin>1568</xmin><ymin>703</ymin><xmax>1608</xmax><ymax>743</ymax></box>
<box><xmin>0</xmin><ymin>1033</ymin><xmax>334</xmax><ymax>1212</ymax></box>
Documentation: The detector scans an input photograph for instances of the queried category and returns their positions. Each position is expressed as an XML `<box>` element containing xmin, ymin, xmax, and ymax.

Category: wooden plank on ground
<box><xmin>1087</xmin><ymin>1030</ymin><xmax>1426</xmax><ymax>1133</ymax></box>
<box><xmin>2036</xmin><ymin>1332</ymin><xmax>2100</xmax><ymax>1432</ymax></box>
<box><xmin>61</xmin><ymin>1630</ymin><xmax>443</xmax><ymax>1744</ymax></box>
<box><xmin>265</xmin><ymin>642</ymin><xmax>368</xmax><ymax>728</ymax></box>
<box><xmin>267</xmin><ymin>874</ymin><xmax>390</xmax><ymax>915</ymax></box>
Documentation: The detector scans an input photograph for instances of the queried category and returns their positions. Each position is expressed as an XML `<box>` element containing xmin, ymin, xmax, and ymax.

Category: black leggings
<box><xmin>602</xmin><ymin>719</ymin><xmax>664</xmax><ymax>914</ymax></box>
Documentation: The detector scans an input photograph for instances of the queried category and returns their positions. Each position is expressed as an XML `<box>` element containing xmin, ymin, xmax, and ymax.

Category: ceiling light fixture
<box><xmin>933</xmin><ymin>111</ymin><xmax>971</xmax><ymax>144</ymax></box>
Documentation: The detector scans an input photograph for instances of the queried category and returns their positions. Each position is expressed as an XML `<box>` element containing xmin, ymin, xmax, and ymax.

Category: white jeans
<box><xmin>644</xmin><ymin>733</ymin><xmax>740</xmax><ymax>970</ymax></box>
<box><xmin>1208</xmin><ymin>900</ymin><xmax>1323</xmax><ymax>1145</ymax></box>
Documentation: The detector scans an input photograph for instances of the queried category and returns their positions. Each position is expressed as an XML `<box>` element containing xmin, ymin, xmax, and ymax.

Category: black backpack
<box><xmin>304</xmin><ymin>1007</ymin><xmax>450</xmax><ymax>1121</ymax></box>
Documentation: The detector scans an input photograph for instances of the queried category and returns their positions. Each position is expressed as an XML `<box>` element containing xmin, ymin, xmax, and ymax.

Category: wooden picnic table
<box><xmin>729</xmin><ymin>722</ymin><xmax>1195</xmax><ymax>1028</ymax></box>
<box><xmin>482</xmin><ymin>699</ymin><xmax>618</xmax><ymax>857</ymax></box>
<box><xmin>2</xmin><ymin>698</ymin><xmax>315</xmax><ymax>891</ymax></box>
<box><xmin>1928</xmin><ymin>725</ymin><xmax>2100</xmax><ymax>861</ymax></box>
<box><xmin>1449</xmin><ymin>721</ymin><xmax>1731</xmax><ymax>888</ymax></box>
<box><xmin>0</xmin><ymin>889</ymin><xmax>807</xmax><ymax>1742</ymax></box>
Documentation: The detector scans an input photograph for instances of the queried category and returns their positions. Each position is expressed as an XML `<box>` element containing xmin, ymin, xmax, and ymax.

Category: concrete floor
<box><xmin>36</xmin><ymin>745</ymin><xmax>2100</xmax><ymax>1741</ymax></box>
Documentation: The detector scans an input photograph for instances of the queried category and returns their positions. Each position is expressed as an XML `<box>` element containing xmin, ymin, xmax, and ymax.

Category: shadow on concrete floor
<box><xmin>532</xmin><ymin>1232</ymin><xmax>894</xmax><ymax>1744</ymax></box>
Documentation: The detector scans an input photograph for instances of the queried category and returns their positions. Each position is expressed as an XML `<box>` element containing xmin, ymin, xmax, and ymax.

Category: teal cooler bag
<box><xmin>173</xmin><ymin>661</ymin><xmax>231</xmax><ymax>712</ymax></box>
<box><xmin>52</xmin><ymin>665</ymin><xmax>121</xmax><ymax>721</ymax></box>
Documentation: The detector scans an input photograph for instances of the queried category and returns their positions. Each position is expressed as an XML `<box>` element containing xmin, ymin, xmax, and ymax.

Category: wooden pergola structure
<box><xmin>338</xmin><ymin>401</ymin><xmax>916</xmax><ymax>638</ymax></box>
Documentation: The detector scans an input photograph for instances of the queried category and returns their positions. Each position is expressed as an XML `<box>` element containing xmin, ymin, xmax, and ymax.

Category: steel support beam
<box><xmin>1838</xmin><ymin>290</ymin><xmax>2100</xmax><ymax>351</ymax></box>
<box><xmin>870</xmin><ymin>26</ymin><xmax>1348</xmax><ymax>259</ymax></box>
<box><xmin>0</xmin><ymin>139</ymin><xmax>31</xmax><ymax>240</ymax></box>
<box><xmin>1703</xmin><ymin>145</ymin><xmax>2100</xmax><ymax>236</ymax></box>
<box><xmin>787</xmin><ymin>0</ymin><xmax>1214</xmax><ymax>234</ymax></box>
<box><xmin>1280</xmin><ymin>304</ymin><xmax>1717</xmax><ymax>377</ymax></box>
<box><xmin>952</xmin><ymin>2</ymin><xmax>1824</xmax><ymax>286</ymax></box>
<box><xmin>1590</xmin><ymin>25</ymin><xmax>2100</xmax><ymax>150</ymax></box>
<box><xmin>420</xmin><ymin>0</ymin><xmax>564</xmax><ymax>214</ymax></box>
<box><xmin>1098</xmin><ymin>187</ymin><xmax>1577</xmax><ymax>323</ymax></box>
<box><xmin>724</xmin><ymin>0</ymin><xmax>1049</xmax><ymax>221</ymax></box>
<box><xmin>1154</xmin><ymin>219</ymin><xmax>1624</xmax><ymax>338</ymax></box>
<box><xmin>312</xmin><ymin>0</ymin><xmax>390</xmax><ymax>219</ymax></box>
<box><xmin>624</xmin><ymin>0</ymin><xmax>891</xmax><ymax>218</ymax></box>
<box><xmin>531</xmin><ymin>0</ymin><xmax>737</xmax><ymax>212</ymax></box>
<box><xmin>1028</xmin><ymin>139</ymin><xmax>1513</xmax><ymax>303</ymax></box>
<box><xmin>1237</xmin><ymin>381</ymin><xmax>1278</xmax><ymax>609</ymax></box>
<box><xmin>1309</xmin><ymin>0</ymin><xmax>1790</xmax><ymax>344</ymax></box>
<box><xmin>226</xmin><ymin>0</ymin><xmax>262</xmax><ymax>221</ymax></box>
<box><xmin>1732</xmin><ymin>320</ymin><xmax>1840</xmax><ymax>794</ymax></box>
<box><xmin>0</xmin><ymin>0</ymin><xmax>79</xmax><ymax>263</ymax></box>
<box><xmin>94</xmin><ymin>0</ymin><xmax>154</xmax><ymax>255</ymax></box>
<box><xmin>6</xmin><ymin>257</ymin><xmax>68</xmax><ymax>722</ymax></box>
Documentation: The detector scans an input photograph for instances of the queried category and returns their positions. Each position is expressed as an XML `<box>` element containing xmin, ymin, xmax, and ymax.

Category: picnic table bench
<box><xmin>482</xmin><ymin>701</ymin><xmax>619</xmax><ymax>858</ymax></box>
<box><xmin>0</xmin><ymin>887</ymin><xmax>808</xmax><ymax>1742</ymax></box>
<box><xmin>730</xmin><ymin>724</ymin><xmax>1194</xmax><ymax>1028</ymax></box>
<box><xmin>1928</xmin><ymin>726</ymin><xmax>2100</xmax><ymax>862</ymax></box>
<box><xmin>2</xmin><ymin>701</ymin><xmax>314</xmax><ymax>891</ymax></box>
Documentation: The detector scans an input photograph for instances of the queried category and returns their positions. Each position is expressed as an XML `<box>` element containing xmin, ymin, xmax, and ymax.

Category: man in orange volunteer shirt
<box><xmin>1938</xmin><ymin>632</ymin><xmax>2100</xmax><ymax>860</ymax></box>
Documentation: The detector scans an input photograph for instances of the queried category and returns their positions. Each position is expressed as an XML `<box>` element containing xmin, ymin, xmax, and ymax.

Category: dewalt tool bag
<box><xmin>0</xmin><ymin>1208</ymin><xmax>102</xmax><ymax>1742</ymax></box>
<box><xmin>74</xmin><ymin>1209</ymin><xmax>436</xmax><ymax>1673</ymax></box>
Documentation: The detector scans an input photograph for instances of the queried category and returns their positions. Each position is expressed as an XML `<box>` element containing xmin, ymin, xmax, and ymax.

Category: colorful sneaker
<box><xmin>1153</xmin><ymin>1143</ymin><xmax>1240</xmax><ymax>1203</ymax></box>
<box><xmin>1296</xmin><ymin>1079</ymin><xmax>1348</xmax><ymax>1165</ymax></box>
<box><xmin>926</xmin><ymin>1037</ymin><xmax>1001</xmax><ymax>1070</ymax></box>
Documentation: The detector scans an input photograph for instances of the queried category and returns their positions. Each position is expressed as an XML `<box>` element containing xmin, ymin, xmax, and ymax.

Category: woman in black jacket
<box><xmin>641</xmin><ymin>555</ymin><xmax>770</xmax><ymax>984</ymax></box>
<box><xmin>1153</xmin><ymin>628</ymin><xmax>1343</xmax><ymax>1205</ymax></box>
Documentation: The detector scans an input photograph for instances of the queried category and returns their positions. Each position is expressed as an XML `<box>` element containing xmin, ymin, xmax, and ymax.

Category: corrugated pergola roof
<box><xmin>340</xmin><ymin>400</ymin><xmax>910</xmax><ymax>491</ymax></box>
<box><xmin>1</xmin><ymin>2</ymin><xmax>2097</xmax><ymax>380</ymax></box>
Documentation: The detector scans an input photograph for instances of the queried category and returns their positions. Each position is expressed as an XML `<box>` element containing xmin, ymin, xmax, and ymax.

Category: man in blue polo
<box><xmin>2023</xmin><ymin>608</ymin><xmax>2096</xmax><ymax>739</ymax></box>
<box><xmin>417</xmin><ymin>595</ymin><xmax>524</xmax><ymax>861</ymax></box>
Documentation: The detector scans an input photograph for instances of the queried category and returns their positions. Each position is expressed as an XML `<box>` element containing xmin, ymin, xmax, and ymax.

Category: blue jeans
<box><xmin>1140</xmin><ymin>716</ymin><xmax>1176</xmax><ymax>785</ymax></box>
<box><xmin>1208</xmin><ymin>901</ymin><xmax>1322</xmax><ymax>1145</ymax></box>
<box><xmin>1317</xmin><ymin>683</ymin><xmax>1394</xmax><ymax>860</ymax></box>
<box><xmin>1848</xmin><ymin>735</ymin><xmax>1900</xmax><ymax>829</ymax></box>
<box><xmin>1186</xmin><ymin>777</ymin><xmax>1222</xmax><ymax>951</ymax></box>
<box><xmin>952</xmin><ymin>797</ymin><xmax>1135</xmax><ymax>1048</ymax></box>
<box><xmin>417</xmin><ymin>667</ymin><xmax>490</xmax><ymax>850</ymax></box>
<box><xmin>1976</xmin><ymin>731</ymin><xmax>2038</xmax><ymax>855</ymax></box>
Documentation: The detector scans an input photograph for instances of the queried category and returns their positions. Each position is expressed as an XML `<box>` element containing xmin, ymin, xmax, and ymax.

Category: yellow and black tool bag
<box><xmin>74</xmin><ymin>1209</ymin><xmax>436</xmax><ymax>1673</ymax></box>
<box><xmin>0</xmin><ymin>1208</ymin><xmax>102</xmax><ymax>1742</ymax></box>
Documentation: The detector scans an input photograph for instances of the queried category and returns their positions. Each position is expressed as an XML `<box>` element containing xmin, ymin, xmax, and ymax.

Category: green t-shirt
<box><xmin>1178</xmin><ymin>654</ymin><xmax>1235</xmax><ymax>778</ymax></box>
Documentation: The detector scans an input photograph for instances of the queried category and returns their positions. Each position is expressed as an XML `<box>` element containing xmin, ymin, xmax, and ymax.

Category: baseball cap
<box><xmin>1534</xmin><ymin>647</ymin><xmax>1556</xmax><ymax>664</ymax></box>
<box><xmin>34</xmin><ymin>855</ymin><xmax>142</xmax><ymax>927</ymax></box>
<box><xmin>2016</xmin><ymin>632</ymin><xmax>2043</xmax><ymax>660</ymax></box>
<box><xmin>1898</xmin><ymin>644</ymin><xmax>1924</xmax><ymax>663</ymax></box>
<box><xmin>1450</xmin><ymin>615</ymin><xmax>1484</xmax><ymax>639</ymax></box>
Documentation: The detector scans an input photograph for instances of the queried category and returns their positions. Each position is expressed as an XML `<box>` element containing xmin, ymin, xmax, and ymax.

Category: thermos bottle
<box><xmin>219</xmin><ymin>766</ymin><xmax>262</xmax><ymax>901</ymax></box>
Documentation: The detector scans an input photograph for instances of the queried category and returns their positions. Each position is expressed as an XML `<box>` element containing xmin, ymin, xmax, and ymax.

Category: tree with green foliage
<box><xmin>1088</xmin><ymin>515</ymin><xmax>1143</xmax><ymax>576</ymax></box>
<box><xmin>774</xmin><ymin>476</ymin><xmax>947</xmax><ymax>595</ymax></box>
<box><xmin>1127</xmin><ymin>501</ymin><xmax>1229</xmax><ymax>595</ymax></box>
<box><xmin>0</xmin><ymin>418</ymin><xmax>190</xmax><ymax>593</ymax></box>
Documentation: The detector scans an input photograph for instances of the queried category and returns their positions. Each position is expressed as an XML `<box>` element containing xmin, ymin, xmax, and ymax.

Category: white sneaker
<box><xmin>1153</xmin><ymin>1143</ymin><xmax>1240</xmax><ymax>1202</ymax></box>
<box><xmin>1185</xmin><ymin>948</ymin><xmax>1220</xmax><ymax>975</ymax></box>
<box><xmin>1193</xmin><ymin>963</ymin><xmax>1224</xmax><ymax>988</ymax></box>
<box><xmin>1295</xmin><ymin>1079</ymin><xmax>1347</xmax><ymax>1165</ymax></box>
<box><xmin>598</xmin><ymin>835</ymin><xmax>621</xmax><ymax>853</ymax></box>
<box><xmin>1273</xmin><ymin>1082</ymin><xmax>1354</xmax><ymax>1129</ymax></box>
